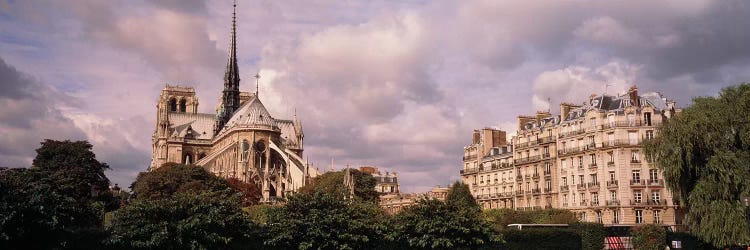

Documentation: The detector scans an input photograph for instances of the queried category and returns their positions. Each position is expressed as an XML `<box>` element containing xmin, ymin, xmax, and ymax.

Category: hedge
<box><xmin>503</xmin><ymin>228</ymin><xmax>581</xmax><ymax>250</ymax></box>
<box><xmin>571</xmin><ymin>222</ymin><xmax>605</xmax><ymax>250</ymax></box>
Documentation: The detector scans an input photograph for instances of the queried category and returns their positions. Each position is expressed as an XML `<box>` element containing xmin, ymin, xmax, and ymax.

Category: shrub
<box><xmin>502</xmin><ymin>228</ymin><xmax>581</xmax><ymax>250</ymax></box>
<box><xmin>571</xmin><ymin>222</ymin><xmax>605</xmax><ymax>250</ymax></box>
<box><xmin>632</xmin><ymin>224</ymin><xmax>667</xmax><ymax>250</ymax></box>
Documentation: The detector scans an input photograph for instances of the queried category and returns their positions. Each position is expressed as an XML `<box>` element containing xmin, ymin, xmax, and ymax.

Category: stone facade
<box><xmin>360</xmin><ymin>166</ymin><xmax>400</xmax><ymax>194</ymax></box>
<box><xmin>461</xmin><ymin>87</ymin><xmax>686</xmax><ymax>227</ymax></box>
<box><xmin>149</xmin><ymin>4</ymin><xmax>318</xmax><ymax>202</ymax></box>
<box><xmin>379</xmin><ymin>185</ymin><xmax>450</xmax><ymax>214</ymax></box>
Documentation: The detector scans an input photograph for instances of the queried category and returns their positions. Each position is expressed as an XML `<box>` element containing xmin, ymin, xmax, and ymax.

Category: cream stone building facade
<box><xmin>359</xmin><ymin>166</ymin><xmax>400</xmax><ymax>194</ymax></box>
<box><xmin>461</xmin><ymin>87</ymin><xmax>685</xmax><ymax>227</ymax></box>
<box><xmin>149</xmin><ymin>4</ymin><xmax>318</xmax><ymax>202</ymax></box>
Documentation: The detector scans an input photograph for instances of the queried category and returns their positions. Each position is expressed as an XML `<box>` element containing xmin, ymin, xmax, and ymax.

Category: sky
<box><xmin>1</xmin><ymin>0</ymin><xmax>749</xmax><ymax>192</ymax></box>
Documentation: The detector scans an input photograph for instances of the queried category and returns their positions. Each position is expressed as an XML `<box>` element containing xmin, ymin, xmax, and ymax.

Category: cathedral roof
<box><xmin>221</xmin><ymin>94</ymin><xmax>278</xmax><ymax>132</ymax></box>
<box><xmin>169</xmin><ymin>113</ymin><xmax>215</xmax><ymax>140</ymax></box>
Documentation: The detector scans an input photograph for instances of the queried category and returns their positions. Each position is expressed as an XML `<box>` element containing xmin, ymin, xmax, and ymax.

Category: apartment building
<box><xmin>360</xmin><ymin>166</ymin><xmax>400</xmax><ymax>194</ymax></box>
<box><xmin>460</xmin><ymin>128</ymin><xmax>516</xmax><ymax>209</ymax></box>
<box><xmin>462</xmin><ymin>86</ymin><xmax>685</xmax><ymax>227</ymax></box>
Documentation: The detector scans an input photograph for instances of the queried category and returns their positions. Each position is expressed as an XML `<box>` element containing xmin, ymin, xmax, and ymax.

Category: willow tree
<box><xmin>643</xmin><ymin>84</ymin><xmax>750</xmax><ymax>247</ymax></box>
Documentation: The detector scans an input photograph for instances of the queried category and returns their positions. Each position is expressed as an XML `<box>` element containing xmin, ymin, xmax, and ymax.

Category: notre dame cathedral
<box><xmin>149</xmin><ymin>3</ymin><xmax>318</xmax><ymax>202</ymax></box>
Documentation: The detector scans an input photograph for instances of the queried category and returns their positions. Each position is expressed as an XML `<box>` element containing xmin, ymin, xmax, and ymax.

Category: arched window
<box><xmin>183</xmin><ymin>153</ymin><xmax>192</xmax><ymax>164</ymax></box>
<box><xmin>179</xmin><ymin>99</ymin><xmax>187</xmax><ymax>112</ymax></box>
<box><xmin>169</xmin><ymin>98</ymin><xmax>177</xmax><ymax>112</ymax></box>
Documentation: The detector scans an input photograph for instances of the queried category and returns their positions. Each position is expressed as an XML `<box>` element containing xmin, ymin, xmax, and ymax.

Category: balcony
<box><xmin>558</xmin><ymin>129</ymin><xmax>586</xmax><ymax>139</ymax></box>
<box><xmin>606</xmin><ymin>180</ymin><xmax>618</xmax><ymax>188</ymax></box>
<box><xmin>462</xmin><ymin>168</ymin><xmax>480</xmax><ymax>174</ymax></box>
<box><xmin>576</xmin><ymin>183</ymin><xmax>587</xmax><ymax>191</ymax></box>
<box><xmin>515</xmin><ymin>155</ymin><xmax>542</xmax><ymax>165</ymax></box>
<box><xmin>516</xmin><ymin>175</ymin><xmax>523</xmax><ymax>182</ymax></box>
<box><xmin>463</xmin><ymin>155</ymin><xmax>477</xmax><ymax>161</ymax></box>
<box><xmin>647</xmin><ymin>179</ymin><xmax>664</xmax><ymax>186</ymax></box>
<box><xmin>631</xmin><ymin>159</ymin><xmax>642</xmax><ymax>164</ymax></box>
<box><xmin>538</xmin><ymin>136</ymin><xmax>556</xmax><ymax>144</ymax></box>
<box><xmin>532</xmin><ymin>173</ymin><xmax>540</xmax><ymax>179</ymax></box>
<box><xmin>557</xmin><ymin>147</ymin><xmax>583</xmax><ymax>156</ymax></box>
<box><xmin>542</xmin><ymin>153</ymin><xmax>551</xmax><ymax>159</ymax></box>
<box><xmin>607</xmin><ymin>161</ymin><xmax>615</xmax><ymax>167</ymax></box>
<box><xmin>606</xmin><ymin>200</ymin><xmax>620</xmax><ymax>207</ymax></box>
<box><xmin>515</xmin><ymin>190</ymin><xmax>525</xmax><ymax>196</ymax></box>
<box><xmin>588</xmin><ymin>163</ymin><xmax>598</xmax><ymax>170</ymax></box>
<box><xmin>562</xmin><ymin>202</ymin><xmax>568</xmax><ymax>207</ymax></box>
<box><xmin>544</xmin><ymin>187</ymin><xmax>552</xmax><ymax>193</ymax></box>
<box><xmin>560</xmin><ymin>185</ymin><xmax>569</xmax><ymax>192</ymax></box>
<box><xmin>630</xmin><ymin>199</ymin><xmax>646</xmax><ymax>206</ymax></box>
<box><xmin>590</xmin><ymin>200</ymin><xmax>600</xmax><ymax>206</ymax></box>
<box><xmin>648</xmin><ymin>199</ymin><xmax>667</xmax><ymax>207</ymax></box>
<box><xmin>543</xmin><ymin>170</ymin><xmax>551</xmax><ymax>176</ymax></box>
<box><xmin>579</xmin><ymin>200</ymin><xmax>587</xmax><ymax>206</ymax></box>
<box><xmin>587</xmin><ymin>182</ymin><xmax>600</xmax><ymax>190</ymax></box>
<box><xmin>601</xmin><ymin>139</ymin><xmax>642</xmax><ymax>148</ymax></box>
<box><xmin>532</xmin><ymin>188</ymin><xmax>541</xmax><ymax>194</ymax></box>
<box><xmin>630</xmin><ymin>179</ymin><xmax>646</xmax><ymax>186</ymax></box>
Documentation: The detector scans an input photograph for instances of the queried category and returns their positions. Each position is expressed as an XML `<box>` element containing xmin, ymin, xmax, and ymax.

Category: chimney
<box><xmin>517</xmin><ymin>116</ymin><xmax>535</xmax><ymax>130</ymax></box>
<box><xmin>560</xmin><ymin>103</ymin><xmax>579</xmax><ymax>121</ymax></box>
<box><xmin>628</xmin><ymin>85</ymin><xmax>640</xmax><ymax>107</ymax></box>
<box><xmin>535</xmin><ymin>111</ymin><xmax>552</xmax><ymax>122</ymax></box>
<box><xmin>472</xmin><ymin>130</ymin><xmax>481</xmax><ymax>145</ymax></box>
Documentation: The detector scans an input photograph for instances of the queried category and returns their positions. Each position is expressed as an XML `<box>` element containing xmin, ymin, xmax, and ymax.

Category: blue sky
<box><xmin>1</xmin><ymin>0</ymin><xmax>749</xmax><ymax>192</ymax></box>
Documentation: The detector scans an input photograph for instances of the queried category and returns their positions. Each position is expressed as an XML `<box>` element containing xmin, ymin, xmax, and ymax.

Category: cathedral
<box><xmin>149</xmin><ymin>3</ymin><xmax>318</xmax><ymax>202</ymax></box>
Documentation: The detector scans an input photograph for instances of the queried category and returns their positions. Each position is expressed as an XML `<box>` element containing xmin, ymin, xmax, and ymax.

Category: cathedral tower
<box><xmin>215</xmin><ymin>1</ymin><xmax>241</xmax><ymax>135</ymax></box>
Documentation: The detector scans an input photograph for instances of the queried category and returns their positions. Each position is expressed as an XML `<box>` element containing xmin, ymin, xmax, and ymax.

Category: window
<box><xmin>592</xmin><ymin>192</ymin><xmax>599</xmax><ymax>205</ymax></box>
<box><xmin>632</xmin><ymin>170</ymin><xmax>641</xmax><ymax>182</ymax></box>
<box><xmin>609</xmin><ymin>171</ymin><xmax>616</xmax><ymax>181</ymax></box>
<box><xmin>608</xmin><ymin>152</ymin><xmax>614</xmax><ymax>163</ymax></box>
<box><xmin>590</xmin><ymin>174</ymin><xmax>598</xmax><ymax>183</ymax></box>
<box><xmin>649</xmin><ymin>169</ymin><xmax>658</xmax><ymax>180</ymax></box>
<box><xmin>179</xmin><ymin>99</ymin><xmax>186</xmax><ymax>112</ymax></box>
<box><xmin>578</xmin><ymin>156</ymin><xmax>584</xmax><ymax>168</ymax></box>
<box><xmin>631</xmin><ymin>151</ymin><xmax>641</xmax><ymax>163</ymax></box>
<box><xmin>545</xmin><ymin>180</ymin><xmax>551</xmax><ymax>191</ymax></box>
<box><xmin>561</xmin><ymin>158</ymin><xmax>568</xmax><ymax>170</ymax></box>
<box><xmin>613</xmin><ymin>210</ymin><xmax>620</xmax><ymax>224</ymax></box>
<box><xmin>590</xmin><ymin>154</ymin><xmax>597</xmax><ymax>165</ymax></box>
<box><xmin>634</xmin><ymin>191</ymin><xmax>642</xmax><ymax>203</ymax></box>
<box><xmin>579</xmin><ymin>175</ymin><xmax>584</xmax><ymax>184</ymax></box>
<box><xmin>644</xmin><ymin>112</ymin><xmax>652</xmax><ymax>126</ymax></box>
<box><xmin>628</xmin><ymin>131</ymin><xmax>638</xmax><ymax>145</ymax></box>
<box><xmin>563</xmin><ymin>194</ymin><xmax>568</xmax><ymax>206</ymax></box>
<box><xmin>562</xmin><ymin>177</ymin><xmax>567</xmax><ymax>186</ymax></box>
<box><xmin>654</xmin><ymin>210</ymin><xmax>661</xmax><ymax>223</ymax></box>
<box><xmin>169</xmin><ymin>98</ymin><xmax>177</xmax><ymax>112</ymax></box>
<box><xmin>596</xmin><ymin>211</ymin><xmax>602</xmax><ymax>223</ymax></box>
<box><xmin>607</xmin><ymin>133</ymin><xmax>615</xmax><ymax>144</ymax></box>
<box><xmin>545</xmin><ymin>162</ymin><xmax>551</xmax><ymax>174</ymax></box>
<box><xmin>610</xmin><ymin>190</ymin><xmax>617</xmax><ymax>201</ymax></box>
<box><xmin>581</xmin><ymin>212</ymin><xmax>587</xmax><ymax>222</ymax></box>
<box><xmin>572</xmin><ymin>193</ymin><xmax>576</xmax><ymax>203</ymax></box>
<box><xmin>646</xmin><ymin>130</ymin><xmax>654</xmax><ymax>140</ymax></box>
<box><xmin>635</xmin><ymin>210</ymin><xmax>643</xmax><ymax>224</ymax></box>
<box><xmin>627</xmin><ymin>113</ymin><xmax>636</xmax><ymax>125</ymax></box>
<box><xmin>651</xmin><ymin>191</ymin><xmax>661</xmax><ymax>203</ymax></box>
<box><xmin>608</xmin><ymin>115</ymin><xmax>615</xmax><ymax>127</ymax></box>
<box><xmin>480</xmin><ymin>176</ymin><xmax>484</xmax><ymax>184</ymax></box>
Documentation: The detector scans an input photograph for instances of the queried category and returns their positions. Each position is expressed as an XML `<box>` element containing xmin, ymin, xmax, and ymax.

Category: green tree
<box><xmin>391</xmin><ymin>198</ymin><xmax>501</xmax><ymax>250</ymax></box>
<box><xmin>131</xmin><ymin>163</ymin><xmax>232</xmax><ymax>201</ymax></box>
<box><xmin>643</xmin><ymin>84</ymin><xmax>750</xmax><ymax>247</ymax></box>
<box><xmin>106</xmin><ymin>192</ymin><xmax>261</xmax><ymax>250</ymax></box>
<box><xmin>299</xmin><ymin>169</ymin><xmax>379</xmax><ymax>202</ymax></box>
<box><xmin>265</xmin><ymin>192</ymin><xmax>389</xmax><ymax>250</ymax></box>
<box><xmin>483</xmin><ymin>208</ymin><xmax>577</xmax><ymax>232</ymax></box>
<box><xmin>0</xmin><ymin>140</ymin><xmax>114</xmax><ymax>249</ymax></box>
<box><xmin>632</xmin><ymin>224</ymin><xmax>667</xmax><ymax>250</ymax></box>
<box><xmin>445</xmin><ymin>181</ymin><xmax>479</xmax><ymax>210</ymax></box>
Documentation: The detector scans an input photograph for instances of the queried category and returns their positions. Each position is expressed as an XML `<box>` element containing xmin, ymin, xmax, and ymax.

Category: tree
<box><xmin>226</xmin><ymin>177</ymin><xmax>262</xmax><ymax>206</ymax></box>
<box><xmin>106</xmin><ymin>192</ymin><xmax>261</xmax><ymax>249</ymax></box>
<box><xmin>265</xmin><ymin>192</ymin><xmax>389</xmax><ymax>250</ymax></box>
<box><xmin>130</xmin><ymin>163</ymin><xmax>232</xmax><ymax>201</ymax></box>
<box><xmin>391</xmin><ymin>198</ymin><xmax>501</xmax><ymax>250</ymax></box>
<box><xmin>632</xmin><ymin>224</ymin><xmax>667</xmax><ymax>250</ymax></box>
<box><xmin>31</xmin><ymin>140</ymin><xmax>112</xmax><ymax>202</ymax></box>
<box><xmin>643</xmin><ymin>84</ymin><xmax>750</xmax><ymax>247</ymax></box>
<box><xmin>0</xmin><ymin>140</ymin><xmax>114</xmax><ymax>249</ymax></box>
<box><xmin>483</xmin><ymin>208</ymin><xmax>577</xmax><ymax>232</ymax></box>
<box><xmin>299</xmin><ymin>169</ymin><xmax>379</xmax><ymax>202</ymax></box>
<box><xmin>445</xmin><ymin>181</ymin><xmax>479</xmax><ymax>211</ymax></box>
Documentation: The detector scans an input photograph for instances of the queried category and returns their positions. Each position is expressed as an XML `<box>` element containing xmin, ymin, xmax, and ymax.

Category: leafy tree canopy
<box><xmin>107</xmin><ymin>192</ymin><xmax>261</xmax><ymax>250</ymax></box>
<box><xmin>0</xmin><ymin>140</ymin><xmax>114</xmax><ymax>249</ymax></box>
<box><xmin>299</xmin><ymin>169</ymin><xmax>379</xmax><ymax>202</ymax></box>
<box><xmin>227</xmin><ymin>177</ymin><xmax>262</xmax><ymax>206</ymax></box>
<box><xmin>131</xmin><ymin>163</ymin><xmax>231</xmax><ymax>201</ymax></box>
<box><xmin>265</xmin><ymin>192</ymin><xmax>389</xmax><ymax>250</ymax></box>
<box><xmin>391</xmin><ymin>198</ymin><xmax>501</xmax><ymax>250</ymax></box>
<box><xmin>445</xmin><ymin>181</ymin><xmax>479</xmax><ymax>211</ymax></box>
<box><xmin>644</xmin><ymin>83</ymin><xmax>750</xmax><ymax>247</ymax></box>
<box><xmin>632</xmin><ymin>224</ymin><xmax>667</xmax><ymax>250</ymax></box>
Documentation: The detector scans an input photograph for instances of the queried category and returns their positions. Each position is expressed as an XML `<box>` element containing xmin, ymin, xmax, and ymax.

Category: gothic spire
<box><xmin>215</xmin><ymin>0</ymin><xmax>242</xmax><ymax>135</ymax></box>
